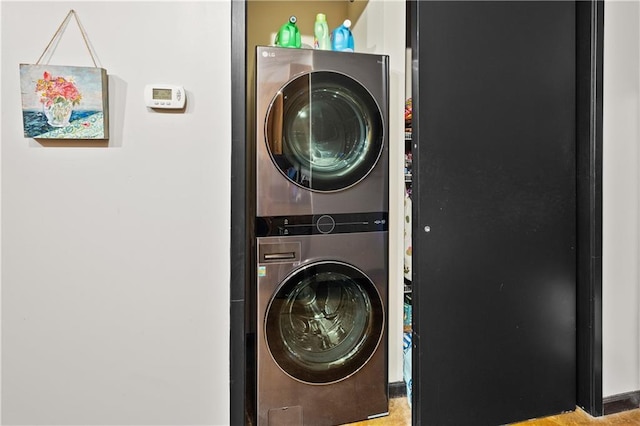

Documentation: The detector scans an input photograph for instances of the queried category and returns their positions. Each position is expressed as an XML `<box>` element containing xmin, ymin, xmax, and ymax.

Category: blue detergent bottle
<box><xmin>331</xmin><ymin>19</ymin><xmax>354</xmax><ymax>52</ymax></box>
<box><xmin>275</xmin><ymin>16</ymin><xmax>301</xmax><ymax>48</ymax></box>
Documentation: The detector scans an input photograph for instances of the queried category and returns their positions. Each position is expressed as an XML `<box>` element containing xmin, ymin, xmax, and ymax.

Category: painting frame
<box><xmin>20</xmin><ymin>64</ymin><xmax>109</xmax><ymax>140</ymax></box>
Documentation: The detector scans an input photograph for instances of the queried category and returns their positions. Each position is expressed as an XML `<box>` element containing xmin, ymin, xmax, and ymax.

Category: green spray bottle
<box><xmin>274</xmin><ymin>16</ymin><xmax>301</xmax><ymax>48</ymax></box>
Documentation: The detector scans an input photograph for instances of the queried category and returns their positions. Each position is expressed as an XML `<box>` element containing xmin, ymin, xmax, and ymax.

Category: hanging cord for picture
<box><xmin>36</xmin><ymin>9</ymin><xmax>99</xmax><ymax>67</ymax></box>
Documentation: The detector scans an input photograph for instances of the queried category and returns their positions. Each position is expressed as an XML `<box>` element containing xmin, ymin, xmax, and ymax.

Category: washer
<box><xmin>255</xmin><ymin>46</ymin><xmax>389</xmax><ymax>218</ymax></box>
<box><xmin>256</xmin><ymin>231</ymin><xmax>388</xmax><ymax>425</ymax></box>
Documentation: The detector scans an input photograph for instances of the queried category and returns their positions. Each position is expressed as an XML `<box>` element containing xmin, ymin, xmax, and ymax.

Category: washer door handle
<box><xmin>264</xmin><ymin>252</ymin><xmax>296</xmax><ymax>261</ymax></box>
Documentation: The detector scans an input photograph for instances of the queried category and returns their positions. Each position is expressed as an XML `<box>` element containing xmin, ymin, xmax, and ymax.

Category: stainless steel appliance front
<box><xmin>256</xmin><ymin>232</ymin><xmax>388</xmax><ymax>425</ymax></box>
<box><xmin>256</xmin><ymin>46</ymin><xmax>389</xmax><ymax>217</ymax></box>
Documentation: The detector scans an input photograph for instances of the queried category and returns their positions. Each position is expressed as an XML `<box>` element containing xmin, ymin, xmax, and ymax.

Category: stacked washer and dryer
<box><xmin>254</xmin><ymin>46</ymin><xmax>390</xmax><ymax>426</ymax></box>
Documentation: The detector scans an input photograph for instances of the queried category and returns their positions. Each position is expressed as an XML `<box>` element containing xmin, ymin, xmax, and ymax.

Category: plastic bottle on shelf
<box><xmin>331</xmin><ymin>19</ymin><xmax>354</xmax><ymax>52</ymax></box>
<box><xmin>314</xmin><ymin>13</ymin><xmax>330</xmax><ymax>50</ymax></box>
<box><xmin>274</xmin><ymin>16</ymin><xmax>301</xmax><ymax>48</ymax></box>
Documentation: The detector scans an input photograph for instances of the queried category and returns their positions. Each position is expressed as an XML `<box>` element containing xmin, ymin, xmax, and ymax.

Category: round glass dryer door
<box><xmin>265</xmin><ymin>71</ymin><xmax>384</xmax><ymax>192</ymax></box>
<box><xmin>265</xmin><ymin>261</ymin><xmax>384</xmax><ymax>384</ymax></box>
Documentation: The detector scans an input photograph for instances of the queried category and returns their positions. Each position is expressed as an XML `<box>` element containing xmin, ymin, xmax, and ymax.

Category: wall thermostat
<box><xmin>144</xmin><ymin>84</ymin><xmax>186</xmax><ymax>109</ymax></box>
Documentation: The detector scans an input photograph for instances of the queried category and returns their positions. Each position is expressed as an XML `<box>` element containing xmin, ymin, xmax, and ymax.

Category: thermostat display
<box><xmin>153</xmin><ymin>88</ymin><xmax>172</xmax><ymax>100</ymax></box>
<box><xmin>145</xmin><ymin>84</ymin><xmax>185</xmax><ymax>109</ymax></box>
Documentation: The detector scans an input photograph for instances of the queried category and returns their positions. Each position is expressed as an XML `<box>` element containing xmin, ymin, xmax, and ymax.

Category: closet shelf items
<box><xmin>405</xmin><ymin>132</ymin><xmax>413</xmax><ymax>185</ymax></box>
<box><xmin>404</xmin><ymin>97</ymin><xmax>413</xmax><ymax>285</ymax></box>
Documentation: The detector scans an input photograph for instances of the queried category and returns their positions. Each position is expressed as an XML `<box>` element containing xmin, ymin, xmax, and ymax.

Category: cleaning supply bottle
<box><xmin>331</xmin><ymin>19</ymin><xmax>354</xmax><ymax>52</ymax></box>
<box><xmin>314</xmin><ymin>13</ymin><xmax>330</xmax><ymax>50</ymax></box>
<box><xmin>275</xmin><ymin>16</ymin><xmax>301</xmax><ymax>48</ymax></box>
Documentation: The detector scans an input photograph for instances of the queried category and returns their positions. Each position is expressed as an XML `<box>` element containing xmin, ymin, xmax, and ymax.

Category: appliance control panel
<box><xmin>256</xmin><ymin>212</ymin><xmax>388</xmax><ymax>237</ymax></box>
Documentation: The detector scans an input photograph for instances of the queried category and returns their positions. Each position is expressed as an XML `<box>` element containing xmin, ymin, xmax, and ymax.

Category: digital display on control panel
<box><xmin>152</xmin><ymin>88</ymin><xmax>172</xmax><ymax>100</ymax></box>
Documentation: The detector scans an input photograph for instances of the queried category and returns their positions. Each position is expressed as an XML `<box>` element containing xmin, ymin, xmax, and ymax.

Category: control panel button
<box><xmin>316</xmin><ymin>215</ymin><xmax>336</xmax><ymax>234</ymax></box>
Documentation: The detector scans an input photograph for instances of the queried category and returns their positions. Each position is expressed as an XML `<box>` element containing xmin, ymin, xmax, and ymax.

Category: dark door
<box><xmin>411</xmin><ymin>2</ymin><xmax>576</xmax><ymax>425</ymax></box>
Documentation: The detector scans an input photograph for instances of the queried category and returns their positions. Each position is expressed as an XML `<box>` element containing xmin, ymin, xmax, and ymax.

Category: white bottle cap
<box><xmin>343</xmin><ymin>19</ymin><xmax>351</xmax><ymax>28</ymax></box>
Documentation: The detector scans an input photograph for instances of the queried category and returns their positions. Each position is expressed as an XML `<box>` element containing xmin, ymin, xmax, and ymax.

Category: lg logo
<box><xmin>261</xmin><ymin>51</ymin><xmax>276</xmax><ymax>58</ymax></box>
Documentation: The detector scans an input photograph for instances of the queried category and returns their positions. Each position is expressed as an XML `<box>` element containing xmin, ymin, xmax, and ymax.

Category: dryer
<box><xmin>255</xmin><ymin>46</ymin><xmax>389</xmax><ymax>218</ymax></box>
<box><xmin>256</xmin><ymin>231</ymin><xmax>388</xmax><ymax>425</ymax></box>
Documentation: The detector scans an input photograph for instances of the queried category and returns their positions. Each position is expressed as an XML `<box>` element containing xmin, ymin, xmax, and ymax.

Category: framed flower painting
<box><xmin>20</xmin><ymin>64</ymin><xmax>109</xmax><ymax>139</ymax></box>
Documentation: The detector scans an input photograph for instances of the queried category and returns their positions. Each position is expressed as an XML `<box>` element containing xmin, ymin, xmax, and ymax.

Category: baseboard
<box><xmin>603</xmin><ymin>390</ymin><xmax>640</xmax><ymax>415</ymax></box>
<box><xmin>389</xmin><ymin>381</ymin><xmax>407</xmax><ymax>398</ymax></box>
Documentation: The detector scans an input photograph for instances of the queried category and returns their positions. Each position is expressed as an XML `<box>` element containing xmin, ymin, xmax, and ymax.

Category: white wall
<box><xmin>0</xmin><ymin>2</ymin><xmax>231</xmax><ymax>425</ymax></box>
<box><xmin>349</xmin><ymin>0</ymin><xmax>406</xmax><ymax>384</ymax></box>
<box><xmin>603</xmin><ymin>0</ymin><xmax>640</xmax><ymax>398</ymax></box>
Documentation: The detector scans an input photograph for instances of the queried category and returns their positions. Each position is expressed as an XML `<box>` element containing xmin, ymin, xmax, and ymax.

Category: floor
<box><xmin>344</xmin><ymin>398</ymin><xmax>640</xmax><ymax>425</ymax></box>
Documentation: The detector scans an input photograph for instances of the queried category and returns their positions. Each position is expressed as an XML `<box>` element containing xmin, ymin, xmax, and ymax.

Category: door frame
<box><xmin>575</xmin><ymin>0</ymin><xmax>604</xmax><ymax>417</ymax></box>
<box><xmin>230</xmin><ymin>1</ymin><xmax>249</xmax><ymax>424</ymax></box>
<box><xmin>229</xmin><ymin>0</ymin><xmax>604</xmax><ymax>423</ymax></box>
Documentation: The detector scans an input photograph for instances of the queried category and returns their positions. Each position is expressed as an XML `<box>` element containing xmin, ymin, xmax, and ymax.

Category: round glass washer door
<box><xmin>265</xmin><ymin>71</ymin><xmax>384</xmax><ymax>192</ymax></box>
<box><xmin>265</xmin><ymin>261</ymin><xmax>384</xmax><ymax>384</ymax></box>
